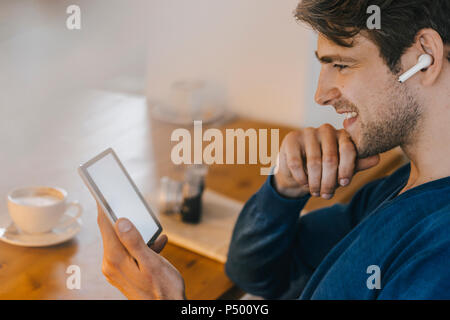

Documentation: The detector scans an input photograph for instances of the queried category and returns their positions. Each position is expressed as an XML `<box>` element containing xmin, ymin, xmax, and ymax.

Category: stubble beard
<box><xmin>356</xmin><ymin>79</ymin><xmax>423</xmax><ymax>158</ymax></box>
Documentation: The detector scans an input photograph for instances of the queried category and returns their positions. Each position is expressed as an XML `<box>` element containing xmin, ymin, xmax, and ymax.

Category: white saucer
<box><xmin>0</xmin><ymin>209</ymin><xmax>82</xmax><ymax>247</ymax></box>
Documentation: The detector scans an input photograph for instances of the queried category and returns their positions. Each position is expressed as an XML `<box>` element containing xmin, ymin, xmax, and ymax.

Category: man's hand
<box><xmin>97</xmin><ymin>204</ymin><xmax>186</xmax><ymax>300</ymax></box>
<box><xmin>274</xmin><ymin>124</ymin><xmax>380</xmax><ymax>199</ymax></box>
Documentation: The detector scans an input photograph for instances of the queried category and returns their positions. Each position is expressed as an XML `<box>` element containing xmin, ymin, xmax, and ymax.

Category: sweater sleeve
<box><xmin>225</xmin><ymin>175</ymin><xmax>385</xmax><ymax>299</ymax></box>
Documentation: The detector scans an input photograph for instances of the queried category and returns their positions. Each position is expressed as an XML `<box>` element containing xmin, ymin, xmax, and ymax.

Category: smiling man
<box><xmin>225</xmin><ymin>0</ymin><xmax>450</xmax><ymax>299</ymax></box>
<box><xmin>96</xmin><ymin>0</ymin><xmax>449</xmax><ymax>300</ymax></box>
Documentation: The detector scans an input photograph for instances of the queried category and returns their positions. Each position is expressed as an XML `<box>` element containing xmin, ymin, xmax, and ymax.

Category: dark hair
<box><xmin>294</xmin><ymin>0</ymin><xmax>450</xmax><ymax>72</ymax></box>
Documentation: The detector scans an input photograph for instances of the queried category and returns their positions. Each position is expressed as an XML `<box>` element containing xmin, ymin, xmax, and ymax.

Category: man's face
<box><xmin>315</xmin><ymin>34</ymin><xmax>423</xmax><ymax>158</ymax></box>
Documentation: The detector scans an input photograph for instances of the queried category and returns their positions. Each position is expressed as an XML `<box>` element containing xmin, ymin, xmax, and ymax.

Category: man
<box><xmin>97</xmin><ymin>0</ymin><xmax>450</xmax><ymax>299</ymax></box>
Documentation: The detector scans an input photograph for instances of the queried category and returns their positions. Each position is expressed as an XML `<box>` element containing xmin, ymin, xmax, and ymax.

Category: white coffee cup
<box><xmin>7</xmin><ymin>186</ymin><xmax>82</xmax><ymax>234</ymax></box>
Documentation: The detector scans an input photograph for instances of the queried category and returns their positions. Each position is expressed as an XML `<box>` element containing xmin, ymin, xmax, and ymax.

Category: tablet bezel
<box><xmin>78</xmin><ymin>147</ymin><xmax>162</xmax><ymax>246</ymax></box>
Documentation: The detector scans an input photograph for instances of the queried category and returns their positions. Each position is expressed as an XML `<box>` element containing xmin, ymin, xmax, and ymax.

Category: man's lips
<box><xmin>335</xmin><ymin>106</ymin><xmax>359</xmax><ymax>130</ymax></box>
<box><xmin>336</xmin><ymin>110</ymin><xmax>358</xmax><ymax>116</ymax></box>
<box><xmin>343</xmin><ymin>115</ymin><xmax>358</xmax><ymax>130</ymax></box>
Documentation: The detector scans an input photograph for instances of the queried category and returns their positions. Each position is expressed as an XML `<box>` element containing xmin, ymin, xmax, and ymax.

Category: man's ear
<box><xmin>414</xmin><ymin>28</ymin><xmax>445</xmax><ymax>86</ymax></box>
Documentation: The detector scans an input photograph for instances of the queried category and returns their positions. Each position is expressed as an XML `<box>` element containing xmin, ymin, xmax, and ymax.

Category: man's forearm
<box><xmin>225</xmin><ymin>176</ymin><xmax>311</xmax><ymax>298</ymax></box>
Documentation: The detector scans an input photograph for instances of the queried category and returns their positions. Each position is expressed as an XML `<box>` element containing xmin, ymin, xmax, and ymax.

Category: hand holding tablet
<box><xmin>78</xmin><ymin>148</ymin><xmax>162</xmax><ymax>245</ymax></box>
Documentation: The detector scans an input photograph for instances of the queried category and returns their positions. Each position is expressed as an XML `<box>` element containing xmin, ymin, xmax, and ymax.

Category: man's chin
<box><xmin>355</xmin><ymin>138</ymin><xmax>398</xmax><ymax>159</ymax></box>
<box><xmin>347</xmin><ymin>125</ymin><xmax>382</xmax><ymax>159</ymax></box>
<box><xmin>345</xmin><ymin>128</ymin><xmax>363</xmax><ymax>155</ymax></box>
<box><xmin>353</xmin><ymin>134</ymin><xmax>377</xmax><ymax>159</ymax></box>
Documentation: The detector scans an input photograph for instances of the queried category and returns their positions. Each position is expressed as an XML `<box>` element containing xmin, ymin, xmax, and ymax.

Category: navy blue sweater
<box><xmin>225</xmin><ymin>163</ymin><xmax>450</xmax><ymax>299</ymax></box>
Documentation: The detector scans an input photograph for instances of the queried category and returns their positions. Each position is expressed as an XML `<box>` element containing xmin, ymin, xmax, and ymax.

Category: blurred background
<box><xmin>0</xmin><ymin>1</ymin><xmax>406</xmax><ymax>300</ymax></box>
<box><xmin>0</xmin><ymin>0</ymin><xmax>350</xmax><ymax>245</ymax></box>
<box><xmin>0</xmin><ymin>0</ymin><xmax>343</xmax><ymax>129</ymax></box>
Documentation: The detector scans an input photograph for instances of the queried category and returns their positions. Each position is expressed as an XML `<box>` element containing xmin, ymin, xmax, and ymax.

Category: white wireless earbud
<box><xmin>398</xmin><ymin>54</ymin><xmax>433</xmax><ymax>83</ymax></box>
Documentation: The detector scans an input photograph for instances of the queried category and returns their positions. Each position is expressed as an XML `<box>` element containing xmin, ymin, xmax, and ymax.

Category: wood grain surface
<box><xmin>0</xmin><ymin>90</ymin><xmax>407</xmax><ymax>299</ymax></box>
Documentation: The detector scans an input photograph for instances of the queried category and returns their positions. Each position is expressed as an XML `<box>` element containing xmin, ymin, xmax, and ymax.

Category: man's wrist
<box><xmin>270</xmin><ymin>174</ymin><xmax>310</xmax><ymax>199</ymax></box>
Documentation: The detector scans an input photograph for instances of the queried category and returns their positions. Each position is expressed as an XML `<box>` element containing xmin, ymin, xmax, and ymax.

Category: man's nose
<box><xmin>314</xmin><ymin>70</ymin><xmax>341</xmax><ymax>106</ymax></box>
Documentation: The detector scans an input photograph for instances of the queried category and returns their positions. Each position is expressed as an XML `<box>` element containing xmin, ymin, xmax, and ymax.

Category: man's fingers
<box><xmin>337</xmin><ymin>131</ymin><xmax>356</xmax><ymax>186</ymax></box>
<box><xmin>304</xmin><ymin>128</ymin><xmax>322</xmax><ymax>197</ymax></box>
<box><xmin>355</xmin><ymin>154</ymin><xmax>381</xmax><ymax>172</ymax></box>
<box><xmin>97</xmin><ymin>203</ymin><xmax>128</xmax><ymax>262</ymax></box>
<box><xmin>150</xmin><ymin>234</ymin><xmax>168</xmax><ymax>254</ymax></box>
<box><xmin>114</xmin><ymin>218</ymin><xmax>151</xmax><ymax>263</ymax></box>
<box><xmin>318</xmin><ymin>125</ymin><xmax>338</xmax><ymax>198</ymax></box>
<box><xmin>284</xmin><ymin>135</ymin><xmax>308</xmax><ymax>186</ymax></box>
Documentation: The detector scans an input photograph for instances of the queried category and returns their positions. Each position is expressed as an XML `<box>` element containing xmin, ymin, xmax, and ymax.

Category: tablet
<box><xmin>78</xmin><ymin>148</ymin><xmax>162</xmax><ymax>245</ymax></box>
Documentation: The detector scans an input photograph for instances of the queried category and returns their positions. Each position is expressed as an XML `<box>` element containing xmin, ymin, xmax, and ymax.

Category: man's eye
<box><xmin>333</xmin><ymin>64</ymin><xmax>348</xmax><ymax>71</ymax></box>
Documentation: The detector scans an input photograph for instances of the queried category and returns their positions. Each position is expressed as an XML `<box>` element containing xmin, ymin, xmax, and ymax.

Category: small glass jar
<box><xmin>158</xmin><ymin>164</ymin><xmax>207</xmax><ymax>223</ymax></box>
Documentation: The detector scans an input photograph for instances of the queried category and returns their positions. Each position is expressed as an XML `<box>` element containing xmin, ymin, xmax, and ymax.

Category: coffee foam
<box><xmin>13</xmin><ymin>195</ymin><xmax>61</xmax><ymax>207</ymax></box>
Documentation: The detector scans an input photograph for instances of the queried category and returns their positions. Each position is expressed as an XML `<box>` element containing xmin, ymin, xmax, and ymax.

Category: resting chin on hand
<box><xmin>96</xmin><ymin>204</ymin><xmax>186</xmax><ymax>300</ymax></box>
<box><xmin>274</xmin><ymin>125</ymin><xmax>380</xmax><ymax>199</ymax></box>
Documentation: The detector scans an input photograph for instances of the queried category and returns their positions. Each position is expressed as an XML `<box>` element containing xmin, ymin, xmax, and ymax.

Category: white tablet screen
<box><xmin>86</xmin><ymin>153</ymin><xmax>159</xmax><ymax>242</ymax></box>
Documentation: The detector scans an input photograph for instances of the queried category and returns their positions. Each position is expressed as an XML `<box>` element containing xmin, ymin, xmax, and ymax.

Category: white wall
<box><xmin>0</xmin><ymin>0</ymin><xmax>150</xmax><ymax>114</ymax></box>
<box><xmin>145</xmin><ymin>0</ymin><xmax>343</xmax><ymax>129</ymax></box>
<box><xmin>0</xmin><ymin>0</ymin><xmax>343</xmax><ymax>130</ymax></box>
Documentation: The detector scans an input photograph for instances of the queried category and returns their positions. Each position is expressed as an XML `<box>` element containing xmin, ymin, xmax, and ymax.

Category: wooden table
<box><xmin>0</xmin><ymin>90</ymin><xmax>407</xmax><ymax>299</ymax></box>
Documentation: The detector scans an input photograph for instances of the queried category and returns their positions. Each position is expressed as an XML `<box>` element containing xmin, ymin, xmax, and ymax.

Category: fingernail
<box><xmin>321</xmin><ymin>193</ymin><xmax>333</xmax><ymax>200</ymax></box>
<box><xmin>118</xmin><ymin>219</ymin><xmax>132</xmax><ymax>233</ymax></box>
<box><xmin>312</xmin><ymin>192</ymin><xmax>320</xmax><ymax>197</ymax></box>
<box><xmin>340</xmin><ymin>178</ymin><xmax>350</xmax><ymax>186</ymax></box>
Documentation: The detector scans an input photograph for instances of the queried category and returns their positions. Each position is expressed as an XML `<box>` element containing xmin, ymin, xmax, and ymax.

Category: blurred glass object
<box><xmin>149</xmin><ymin>79</ymin><xmax>227</xmax><ymax>125</ymax></box>
<box><xmin>158</xmin><ymin>164</ymin><xmax>208</xmax><ymax>224</ymax></box>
